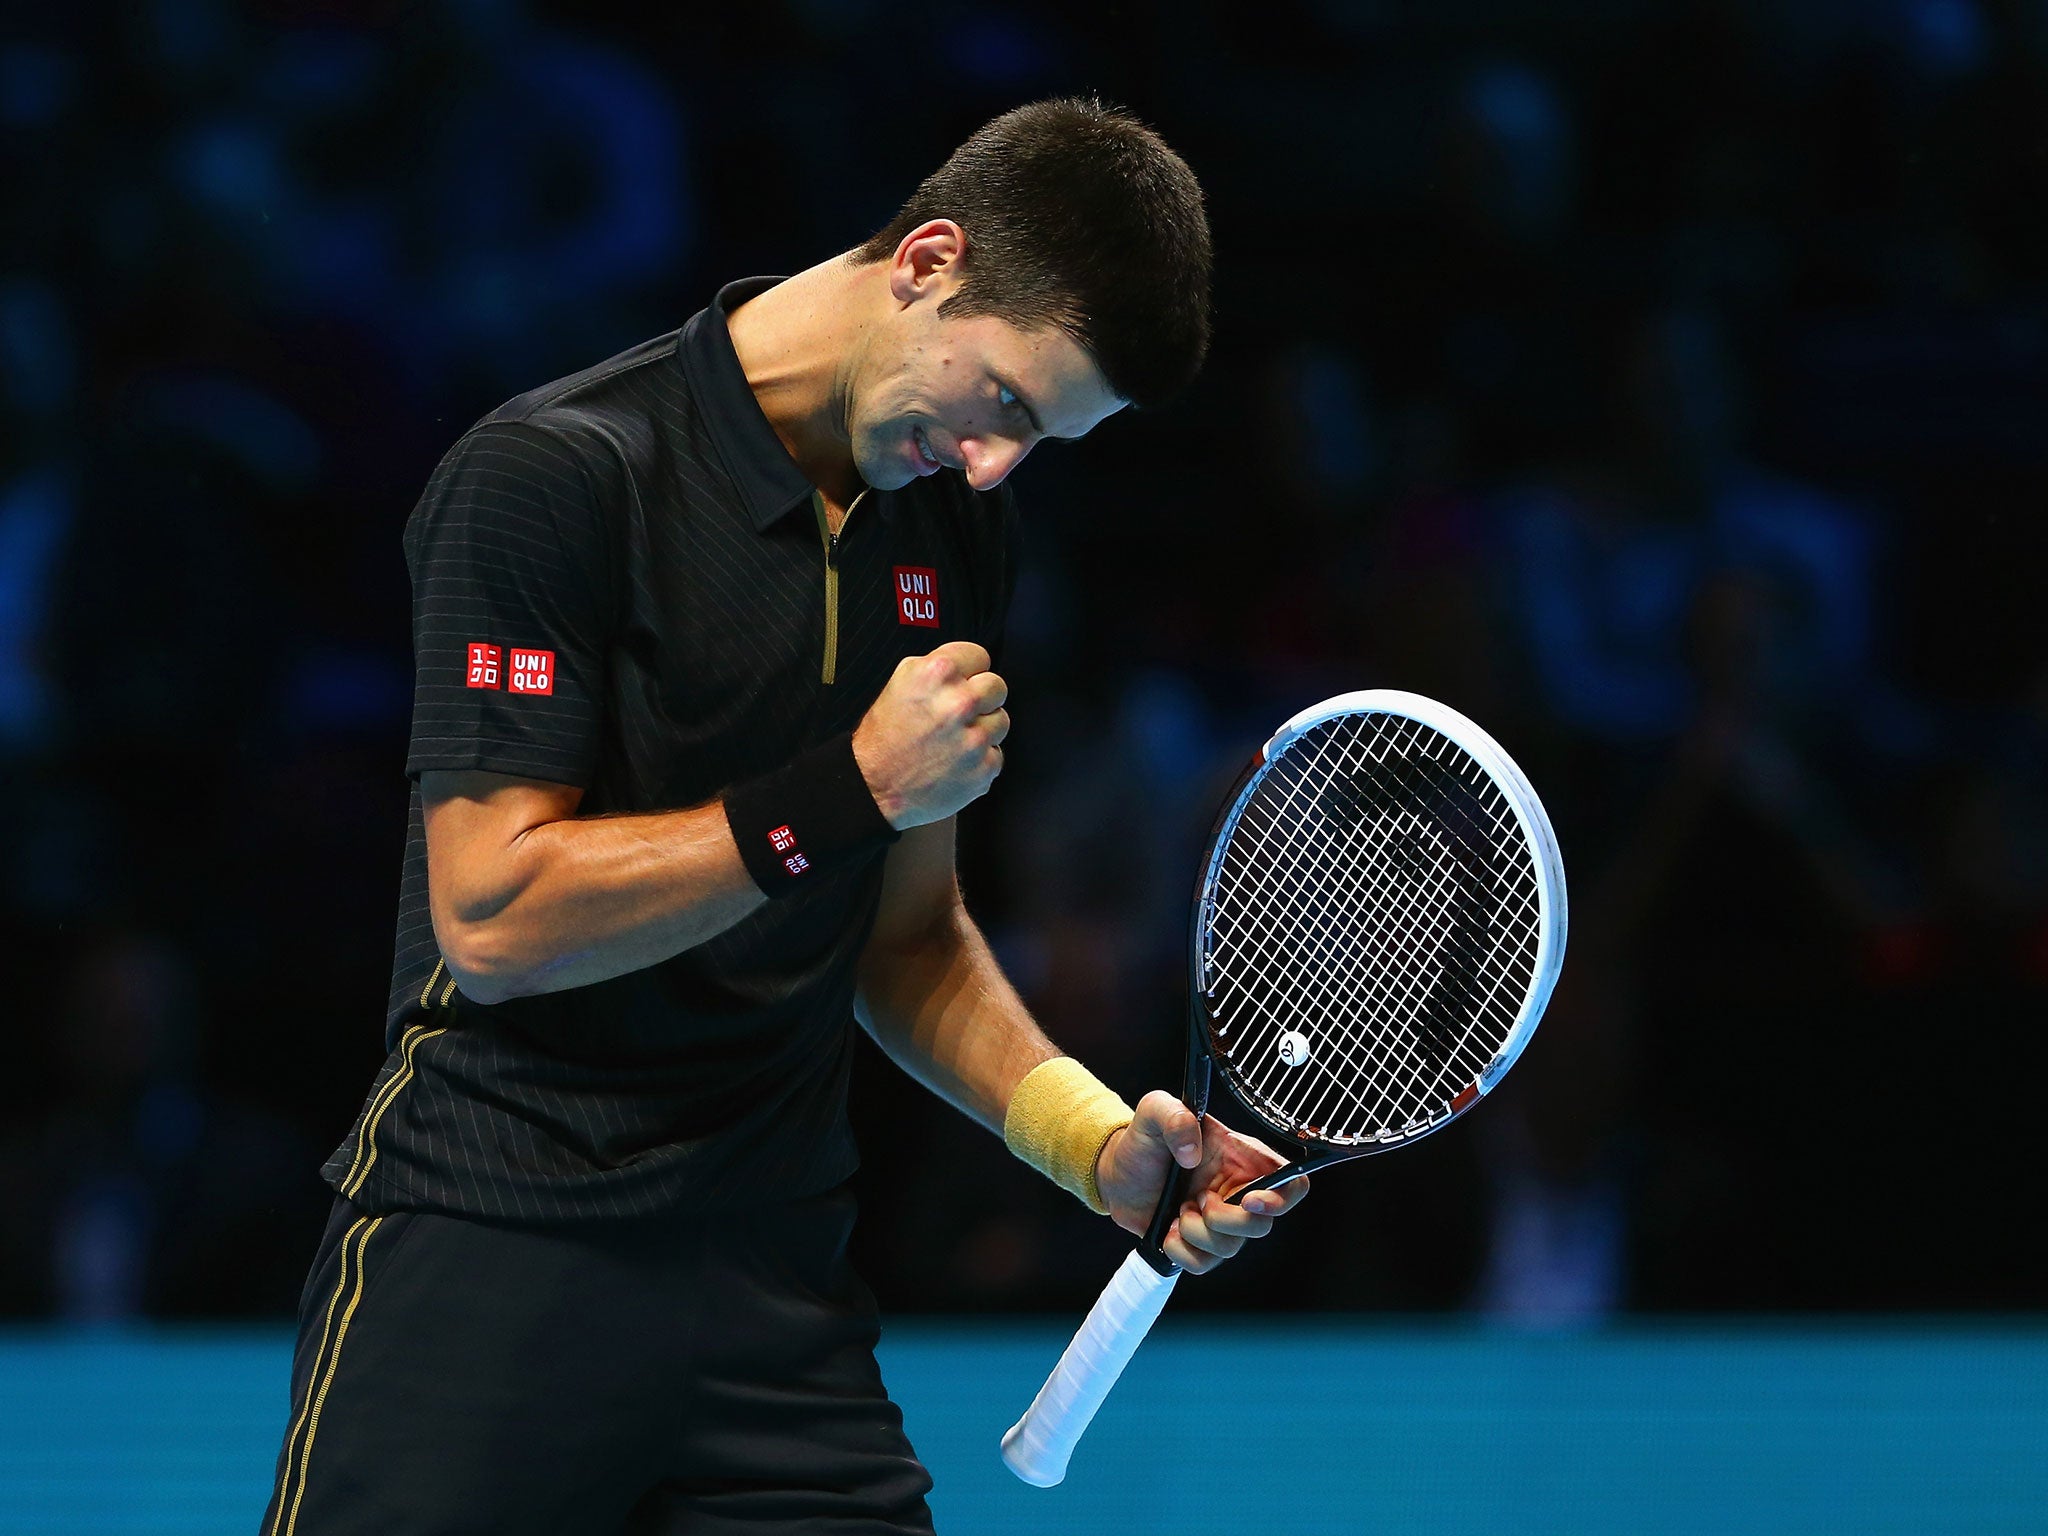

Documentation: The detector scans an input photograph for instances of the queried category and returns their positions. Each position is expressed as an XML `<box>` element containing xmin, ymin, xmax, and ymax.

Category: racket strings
<box><xmin>1338</xmin><ymin>738</ymin><xmax>1542</xmax><ymax>1071</ymax></box>
<box><xmin>1214</xmin><ymin>764</ymin><xmax>1513</xmax><ymax>1137</ymax></box>
<box><xmin>1210</xmin><ymin>770</ymin><xmax>1447</xmax><ymax>1131</ymax></box>
<box><xmin>1279</xmin><ymin>718</ymin><xmax>1538</xmax><ymax>1121</ymax></box>
<box><xmin>1217</xmin><ymin>786</ymin><xmax>1476</xmax><ymax>1131</ymax></box>
<box><xmin>1215</xmin><ymin>746</ymin><xmax>1485</xmax><ymax>1133</ymax></box>
<box><xmin>1221</xmin><ymin>725</ymin><xmax>1506</xmax><ymax>1068</ymax></box>
<box><xmin>1202</xmin><ymin>711</ymin><xmax>1541</xmax><ymax>1145</ymax></box>
<box><xmin>1236</xmin><ymin>725</ymin><xmax>1535</xmax><ymax>1136</ymax></box>
<box><xmin>1228</xmin><ymin>724</ymin><xmax>1536</xmax><ymax>971</ymax></box>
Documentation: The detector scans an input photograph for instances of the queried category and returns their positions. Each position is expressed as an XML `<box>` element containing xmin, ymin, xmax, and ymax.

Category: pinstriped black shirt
<box><xmin>323</xmin><ymin>278</ymin><xmax>1019</xmax><ymax>1223</ymax></box>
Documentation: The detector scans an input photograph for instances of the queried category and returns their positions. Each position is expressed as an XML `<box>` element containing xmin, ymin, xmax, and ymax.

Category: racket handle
<box><xmin>1000</xmin><ymin>1249</ymin><xmax>1180</xmax><ymax>1487</ymax></box>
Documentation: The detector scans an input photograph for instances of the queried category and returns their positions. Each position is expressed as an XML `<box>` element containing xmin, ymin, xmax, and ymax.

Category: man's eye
<box><xmin>997</xmin><ymin>386</ymin><xmax>1018</xmax><ymax>409</ymax></box>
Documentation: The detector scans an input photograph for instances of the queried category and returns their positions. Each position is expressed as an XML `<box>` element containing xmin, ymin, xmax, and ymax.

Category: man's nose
<box><xmin>960</xmin><ymin>435</ymin><xmax>1032</xmax><ymax>490</ymax></box>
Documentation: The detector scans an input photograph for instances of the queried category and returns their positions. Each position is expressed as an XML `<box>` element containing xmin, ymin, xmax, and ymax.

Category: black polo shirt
<box><xmin>322</xmin><ymin>278</ymin><xmax>1020</xmax><ymax>1224</ymax></box>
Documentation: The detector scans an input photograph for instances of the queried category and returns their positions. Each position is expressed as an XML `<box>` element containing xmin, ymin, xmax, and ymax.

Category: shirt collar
<box><xmin>681</xmin><ymin>276</ymin><xmax>881</xmax><ymax>533</ymax></box>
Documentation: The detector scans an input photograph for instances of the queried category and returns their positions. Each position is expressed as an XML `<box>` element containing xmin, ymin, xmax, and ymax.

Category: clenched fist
<box><xmin>852</xmin><ymin>642</ymin><xmax>1009</xmax><ymax>829</ymax></box>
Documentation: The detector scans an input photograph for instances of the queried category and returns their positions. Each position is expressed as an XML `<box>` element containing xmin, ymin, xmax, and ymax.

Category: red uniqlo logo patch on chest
<box><xmin>508</xmin><ymin>649</ymin><xmax>555</xmax><ymax>695</ymax></box>
<box><xmin>894</xmin><ymin>566</ymin><xmax>939</xmax><ymax>628</ymax></box>
<box><xmin>466</xmin><ymin>644</ymin><xmax>502</xmax><ymax>689</ymax></box>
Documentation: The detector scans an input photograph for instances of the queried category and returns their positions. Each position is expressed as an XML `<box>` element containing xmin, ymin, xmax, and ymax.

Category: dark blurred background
<box><xmin>2</xmin><ymin>0</ymin><xmax>2044</xmax><ymax>1327</ymax></box>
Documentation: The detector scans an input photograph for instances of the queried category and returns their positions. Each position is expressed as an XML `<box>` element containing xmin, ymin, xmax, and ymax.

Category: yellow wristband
<box><xmin>1002</xmin><ymin>1057</ymin><xmax>1135</xmax><ymax>1214</ymax></box>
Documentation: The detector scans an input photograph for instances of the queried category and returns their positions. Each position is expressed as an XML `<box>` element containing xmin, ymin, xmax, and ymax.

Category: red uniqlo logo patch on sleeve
<box><xmin>893</xmin><ymin>566</ymin><xmax>940</xmax><ymax>628</ymax></box>
<box><xmin>466</xmin><ymin>644</ymin><xmax>502</xmax><ymax>689</ymax></box>
<box><xmin>768</xmin><ymin>825</ymin><xmax>796</xmax><ymax>853</ymax></box>
<box><xmin>508</xmin><ymin>649</ymin><xmax>555</xmax><ymax>695</ymax></box>
<box><xmin>783</xmin><ymin>852</ymin><xmax>810</xmax><ymax>875</ymax></box>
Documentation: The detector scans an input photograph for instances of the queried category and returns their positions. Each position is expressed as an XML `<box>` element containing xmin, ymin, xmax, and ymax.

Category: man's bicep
<box><xmin>421</xmin><ymin>769</ymin><xmax>585</xmax><ymax>927</ymax></box>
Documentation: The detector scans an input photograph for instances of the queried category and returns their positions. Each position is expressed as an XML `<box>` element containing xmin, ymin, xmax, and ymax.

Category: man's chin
<box><xmin>852</xmin><ymin>448</ymin><xmax>918</xmax><ymax>493</ymax></box>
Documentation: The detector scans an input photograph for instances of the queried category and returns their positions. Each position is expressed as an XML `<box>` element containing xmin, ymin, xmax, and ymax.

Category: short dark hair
<box><xmin>854</xmin><ymin>98</ymin><xmax>1212</xmax><ymax>409</ymax></box>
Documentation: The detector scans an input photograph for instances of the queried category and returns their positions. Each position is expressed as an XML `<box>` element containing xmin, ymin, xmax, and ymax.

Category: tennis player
<box><xmin>263</xmin><ymin>98</ymin><xmax>1306</xmax><ymax>1536</ymax></box>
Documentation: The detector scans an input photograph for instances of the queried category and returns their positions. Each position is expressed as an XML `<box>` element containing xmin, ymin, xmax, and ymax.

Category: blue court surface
<box><xmin>2</xmin><ymin>1321</ymin><xmax>2042</xmax><ymax>1534</ymax></box>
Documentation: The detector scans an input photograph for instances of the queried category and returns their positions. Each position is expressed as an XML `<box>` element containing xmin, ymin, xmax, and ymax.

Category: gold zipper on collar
<box><xmin>811</xmin><ymin>489</ymin><xmax>867</xmax><ymax>685</ymax></box>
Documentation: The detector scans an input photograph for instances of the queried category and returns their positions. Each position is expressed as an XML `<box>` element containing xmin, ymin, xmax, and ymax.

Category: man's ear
<box><xmin>888</xmin><ymin>219</ymin><xmax>967</xmax><ymax>305</ymax></box>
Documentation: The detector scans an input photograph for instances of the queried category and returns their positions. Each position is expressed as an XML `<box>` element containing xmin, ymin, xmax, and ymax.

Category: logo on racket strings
<box><xmin>1277</xmin><ymin>1031</ymin><xmax>1312</xmax><ymax>1068</ymax></box>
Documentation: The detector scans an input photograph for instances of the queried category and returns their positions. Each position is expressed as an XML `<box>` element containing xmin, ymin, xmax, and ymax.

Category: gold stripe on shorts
<box><xmin>269</xmin><ymin>1214</ymin><xmax>380</xmax><ymax>1536</ymax></box>
<box><xmin>278</xmin><ymin>1215</ymin><xmax>385</xmax><ymax>1536</ymax></box>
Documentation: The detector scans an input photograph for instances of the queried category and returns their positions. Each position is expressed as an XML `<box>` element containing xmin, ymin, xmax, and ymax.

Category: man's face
<box><xmin>848</xmin><ymin>301</ymin><xmax>1127</xmax><ymax>494</ymax></box>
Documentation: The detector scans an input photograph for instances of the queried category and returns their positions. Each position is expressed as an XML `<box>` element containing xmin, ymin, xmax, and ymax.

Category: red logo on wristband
<box><xmin>894</xmin><ymin>566</ymin><xmax>939</xmax><ymax>628</ymax></box>
<box><xmin>783</xmin><ymin>852</ymin><xmax>810</xmax><ymax>875</ymax></box>
<box><xmin>768</xmin><ymin>825</ymin><xmax>796</xmax><ymax>853</ymax></box>
<box><xmin>466</xmin><ymin>643</ymin><xmax>502</xmax><ymax>689</ymax></box>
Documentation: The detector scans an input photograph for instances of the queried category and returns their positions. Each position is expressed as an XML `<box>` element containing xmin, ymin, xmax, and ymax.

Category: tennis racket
<box><xmin>1000</xmin><ymin>689</ymin><xmax>1567</xmax><ymax>1487</ymax></box>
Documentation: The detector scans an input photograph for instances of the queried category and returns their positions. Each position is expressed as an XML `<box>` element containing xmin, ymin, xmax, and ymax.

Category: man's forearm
<box><xmin>437</xmin><ymin>802</ymin><xmax>766</xmax><ymax>1004</ymax></box>
<box><xmin>853</xmin><ymin>902</ymin><xmax>1059</xmax><ymax>1134</ymax></box>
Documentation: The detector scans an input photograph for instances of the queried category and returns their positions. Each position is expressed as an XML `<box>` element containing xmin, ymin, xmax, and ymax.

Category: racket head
<box><xmin>1191</xmin><ymin>689</ymin><xmax>1566</xmax><ymax>1159</ymax></box>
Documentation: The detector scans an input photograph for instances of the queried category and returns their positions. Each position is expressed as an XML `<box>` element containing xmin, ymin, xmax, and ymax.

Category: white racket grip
<box><xmin>1000</xmin><ymin>1249</ymin><xmax>1181</xmax><ymax>1487</ymax></box>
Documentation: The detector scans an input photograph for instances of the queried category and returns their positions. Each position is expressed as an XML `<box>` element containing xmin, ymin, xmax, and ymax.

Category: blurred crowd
<box><xmin>2</xmin><ymin>0</ymin><xmax>2044</xmax><ymax>1323</ymax></box>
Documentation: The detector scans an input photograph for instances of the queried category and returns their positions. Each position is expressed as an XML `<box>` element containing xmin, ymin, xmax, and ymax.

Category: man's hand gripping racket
<box><xmin>1001</xmin><ymin>690</ymin><xmax>1569</xmax><ymax>1486</ymax></box>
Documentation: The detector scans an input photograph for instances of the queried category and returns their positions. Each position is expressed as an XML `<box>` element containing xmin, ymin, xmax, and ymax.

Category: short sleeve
<box><xmin>403</xmin><ymin>420</ymin><xmax>617</xmax><ymax>787</ymax></box>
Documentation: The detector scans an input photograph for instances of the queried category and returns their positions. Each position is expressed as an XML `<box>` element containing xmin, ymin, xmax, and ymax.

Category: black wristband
<box><xmin>722</xmin><ymin>730</ymin><xmax>899</xmax><ymax>897</ymax></box>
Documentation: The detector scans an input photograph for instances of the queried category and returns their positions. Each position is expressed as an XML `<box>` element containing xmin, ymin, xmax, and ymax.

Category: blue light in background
<box><xmin>1</xmin><ymin>1323</ymin><xmax>2041</xmax><ymax>1534</ymax></box>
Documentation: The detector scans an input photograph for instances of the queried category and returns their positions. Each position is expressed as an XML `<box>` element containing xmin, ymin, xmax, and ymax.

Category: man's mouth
<box><xmin>913</xmin><ymin>426</ymin><xmax>942</xmax><ymax>473</ymax></box>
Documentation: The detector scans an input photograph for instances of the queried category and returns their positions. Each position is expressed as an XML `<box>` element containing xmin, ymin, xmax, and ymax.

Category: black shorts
<box><xmin>259</xmin><ymin>1186</ymin><xmax>934</xmax><ymax>1536</ymax></box>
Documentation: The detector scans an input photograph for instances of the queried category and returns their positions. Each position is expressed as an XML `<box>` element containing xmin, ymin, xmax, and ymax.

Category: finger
<box><xmin>1166</xmin><ymin>1231</ymin><xmax>1231</xmax><ymax>1274</ymax></box>
<box><xmin>969</xmin><ymin>671</ymin><xmax>1009</xmax><ymax>713</ymax></box>
<box><xmin>980</xmin><ymin>708</ymin><xmax>1011</xmax><ymax>748</ymax></box>
<box><xmin>1236</xmin><ymin>1175</ymin><xmax>1309</xmax><ymax>1217</ymax></box>
<box><xmin>929</xmin><ymin>640</ymin><xmax>992</xmax><ymax>679</ymax></box>
<box><xmin>1198</xmin><ymin>1197</ymin><xmax>1275</xmax><ymax>1242</ymax></box>
<box><xmin>1223</xmin><ymin>1128</ymin><xmax>1291</xmax><ymax>1173</ymax></box>
<box><xmin>1132</xmin><ymin>1091</ymin><xmax>1203</xmax><ymax>1170</ymax></box>
<box><xmin>949</xmin><ymin>678</ymin><xmax>1006</xmax><ymax>727</ymax></box>
<box><xmin>1161</xmin><ymin>1219</ymin><xmax>1217</xmax><ymax>1276</ymax></box>
<box><xmin>1176</xmin><ymin>1196</ymin><xmax>1246</xmax><ymax>1262</ymax></box>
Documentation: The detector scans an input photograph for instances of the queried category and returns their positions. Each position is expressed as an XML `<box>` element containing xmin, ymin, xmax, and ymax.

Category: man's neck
<box><xmin>724</xmin><ymin>255</ymin><xmax>870</xmax><ymax>506</ymax></box>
